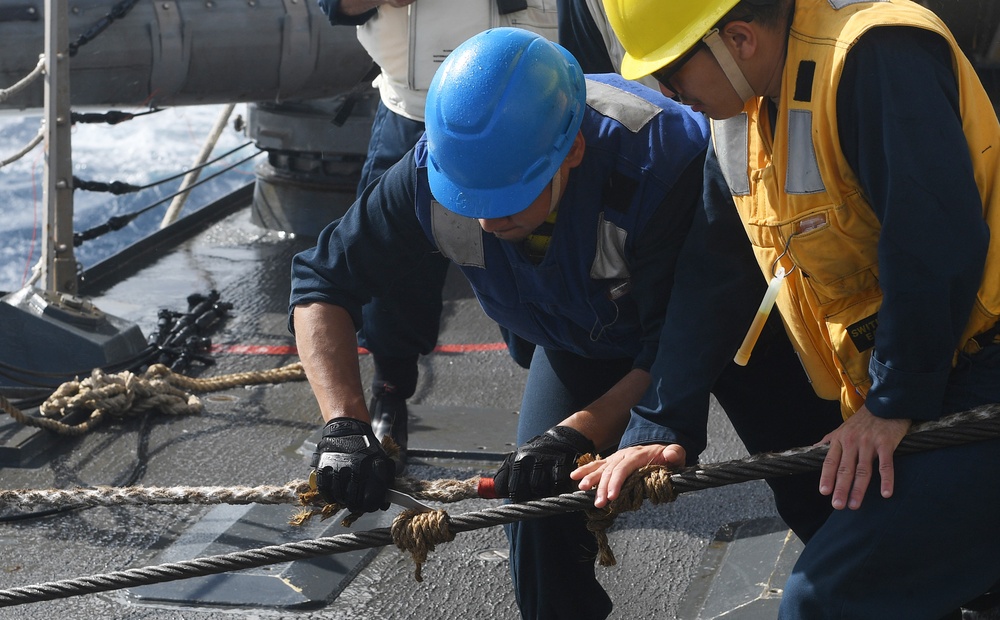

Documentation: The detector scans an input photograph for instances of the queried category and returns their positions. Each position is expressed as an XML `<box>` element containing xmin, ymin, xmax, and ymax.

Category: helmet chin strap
<box><xmin>702</xmin><ymin>28</ymin><xmax>756</xmax><ymax>103</ymax></box>
<box><xmin>548</xmin><ymin>167</ymin><xmax>563</xmax><ymax>214</ymax></box>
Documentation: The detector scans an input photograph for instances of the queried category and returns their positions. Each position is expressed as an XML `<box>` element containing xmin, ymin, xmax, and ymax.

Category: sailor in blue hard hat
<box><xmin>424</xmin><ymin>27</ymin><xmax>585</xmax><ymax>223</ymax></box>
<box><xmin>290</xmin><ymin>27</ymin><xmax>839</xmax><ymax>619</ymax></box>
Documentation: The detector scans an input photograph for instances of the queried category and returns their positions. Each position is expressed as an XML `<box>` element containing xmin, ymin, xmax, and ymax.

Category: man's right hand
<box><xmin>311</xmin><ymin>417</ymin><xmax>396</xmax><ymax>513</ymax></box>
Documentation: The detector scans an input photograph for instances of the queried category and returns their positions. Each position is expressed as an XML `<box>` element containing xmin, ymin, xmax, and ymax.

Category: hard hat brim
<box><xmin>613</xmin><ymin>2</ymin><xmax>738</xmax><ymax>80</ymax></box>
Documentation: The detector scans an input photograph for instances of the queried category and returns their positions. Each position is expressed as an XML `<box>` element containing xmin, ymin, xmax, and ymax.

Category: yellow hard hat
<box><xmin>603</xmin><ymin>0</ymin><xmax>741</xmax><ymax>80</ymax></box>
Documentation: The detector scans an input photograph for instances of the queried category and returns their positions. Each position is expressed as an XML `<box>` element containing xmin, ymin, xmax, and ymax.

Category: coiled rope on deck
<box><xmin>0</xmin><ymin>404</ymin><xmax>998</xmax><ymax>606</ymax></box>
<box><xmin>1</xmin><ymin>362</ymin><xmax>306</xmax><ymax>435</ymax></box>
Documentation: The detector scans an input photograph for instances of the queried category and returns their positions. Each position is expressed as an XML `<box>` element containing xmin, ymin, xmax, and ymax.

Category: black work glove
<box><xmin>493</xmin><ymin>426</ymin><xmax>596</xmax><ymax>502</ymax></box>
<box><xmin>310</xmin><ymin>417</ymin><xmax>396</xmax><ymax>513</ymax></box>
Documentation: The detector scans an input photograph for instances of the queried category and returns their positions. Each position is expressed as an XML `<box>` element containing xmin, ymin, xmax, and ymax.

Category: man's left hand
<box><xmin>818</xmin><ymin>405</ymin><xmax>911</xmax><ymax>510</ymax></box>
<box><xmin>492</xmin><ymin>426</ymin><xmax>596</xmax><ymax>501</ymax></box>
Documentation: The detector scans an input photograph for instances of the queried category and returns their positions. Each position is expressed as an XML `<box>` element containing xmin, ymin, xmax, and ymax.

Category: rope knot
<box><xmin>586</xmin><ymin>464</ymin><xmax>677</xmax><ymax>567</ymax></box>
<box><xmin>391</xmin><ymin>509</ymin><xmax>455</xmax><ymax>582</ymax></box>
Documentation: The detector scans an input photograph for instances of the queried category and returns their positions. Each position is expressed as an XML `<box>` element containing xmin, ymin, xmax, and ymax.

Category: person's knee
<box><xmin>780</xmin><ymin>568</ymin><xmax>832</xmax><ymax>620</ymax></box>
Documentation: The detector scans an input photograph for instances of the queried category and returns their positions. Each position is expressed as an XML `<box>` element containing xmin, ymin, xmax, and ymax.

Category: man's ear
<box><xmin>565</xmin><ymin>131</ymin><xmax>586</xmax><ymax>168</ymax></box>
<box><xmin>722</xmin><ymin>20</ymin><xmax>758</xmax><ymax>61</ymax></box>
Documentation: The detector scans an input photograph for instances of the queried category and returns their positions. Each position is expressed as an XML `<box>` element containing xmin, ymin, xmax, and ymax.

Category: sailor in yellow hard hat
<box><xmin>604</xmin><ymin>0</ymin><xmax>786</xmax><ymax>117</ymax></box>
<box><xmin>576</xmin><ymin>0</ymin><xmax>1000</xmax><ymax>616</ymax></box>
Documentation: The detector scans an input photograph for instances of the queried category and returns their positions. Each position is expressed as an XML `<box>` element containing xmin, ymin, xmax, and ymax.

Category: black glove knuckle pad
<box><xmin>311</xmin><ymin>418</ymin><xmax>396</xmax><ymax>512</ymax></box>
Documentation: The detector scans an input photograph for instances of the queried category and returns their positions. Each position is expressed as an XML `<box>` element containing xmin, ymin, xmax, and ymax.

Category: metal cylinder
<box><xmin>0</xmin><ymin>0</ymin><xmax>374</xmax><ymax>109</ymax></box>
<box><xmin>247</xmin><ymin>91</ymin><xmax>379</xmax><ymax>237</ymax></box>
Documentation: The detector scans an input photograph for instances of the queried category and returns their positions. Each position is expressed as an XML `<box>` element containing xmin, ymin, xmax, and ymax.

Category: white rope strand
<box><xmin>0</xmin><ymin>54</ymin><xmax>45</xmax><ymax>104</ymax></box>
<box><xmin>0</xmin><ymin>124</ymin><xmax>44</xmax><ymax>169</ymax></box>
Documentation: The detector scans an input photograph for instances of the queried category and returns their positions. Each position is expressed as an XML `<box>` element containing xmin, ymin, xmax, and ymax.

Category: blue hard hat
<box><xmin>424</xmin><ymin>27</ymin><xmax>586</xmax><ymax>219</ymax></box>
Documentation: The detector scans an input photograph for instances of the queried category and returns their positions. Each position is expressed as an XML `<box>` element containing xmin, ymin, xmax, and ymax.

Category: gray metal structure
<box><xmin>0</xmin><ymin>0</ymin><xmax>374</xmax><ymax>109</ymax></box>
<box><xmin>0</xmin><ymin>0</ymin><xmax>378</xmax><ymax>385</ymax></box>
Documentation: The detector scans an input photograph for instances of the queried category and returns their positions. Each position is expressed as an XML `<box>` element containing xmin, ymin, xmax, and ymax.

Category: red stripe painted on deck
<box><xmin>212</xmin><ymin>342</ymin><xmax>508</xmax><ymax>355</ymax></box>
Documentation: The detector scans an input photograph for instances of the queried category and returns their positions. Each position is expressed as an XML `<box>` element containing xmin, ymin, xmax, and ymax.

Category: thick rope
<box><xmin>0</xmin><ymin>55</ymin><xmax>46</xmax><ymax>170</ymax></box>
<box><xmin>0</xmin><ymin>54</ymin><xmax>45</xmax><ymax>104</ymax></box>
<box><xmin>0</xmin><ymin>476</ymin><xmax>473</xmax><ymax>511</ymax></box>
<box><xmin>0</xmin><ymin>404</ymin><xmax>997</xmax><ymax>608</ymax></box>
<box><xmin>0</xmin><ymin>481</ymin><xmax>312</xmax><ymax>510</ymax></box>
<box><xmin>143</xmin><ymin>362</ymin><xmax>306</xmax><ymax>393</ymax></box>
<box><xmin>583</xmin><ymin>465</ymin><xmax>676</xmax><ymax>566</ymax></box>
<box><xmin>0</xmin><ymin>125</ymin><xmax>44</xmax><ymax>169</ymax></box>
<box><xmin>391</xmin><ymin>509</ymin><xmax>456</xmax><ymax>581</ymax></box>
<box><xmin>3</xmin><ymin>363</ymin><xmax>306</xmax><ymax>435</ymax></box>
<box><xmin>38</xmin><ymin>366</ymin><xmax>202</xmax><ymax>435</ymax></box>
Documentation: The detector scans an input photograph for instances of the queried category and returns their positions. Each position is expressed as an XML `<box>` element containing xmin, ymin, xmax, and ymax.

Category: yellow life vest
<box><xmin>711</xmin><ymin>0</ymin><xmax>1000</xmax><ymax>418</ymax></box>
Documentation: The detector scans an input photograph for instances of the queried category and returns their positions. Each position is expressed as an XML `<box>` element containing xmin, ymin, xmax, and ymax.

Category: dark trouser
<box><xmin>779</xmin><ymin>343</ymin><xmax>1000</xmax><ymax>619</ymax></box>
<box><xmin>713</xmin><ymin>314</ymin><xmax>843</xmax><ymax>543</ymax></box>
<box><xmin>357</xmin><ymin>249</ymin><xmax>449</xmax><ymax>398</ymax></box>
<box><xmin>355</xmin><ymin>101</ymin><xmax>425</xmax><ymax>198</ymax></box>
<box><xmin>354</xmin><ymin>101</ymin><xmax>441</xmax><ymax>398</ymax></box>
<box><xmin>505</xmin><ymin>347</ymin><xmax>633</xmax><ymax>620</ymax></box>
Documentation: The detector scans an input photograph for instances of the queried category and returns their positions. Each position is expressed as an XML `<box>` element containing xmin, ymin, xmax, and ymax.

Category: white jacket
<box><xmin>357</xmin><ymin>0</ymin><xmax>558</xmax><ymax>121</ymax></box>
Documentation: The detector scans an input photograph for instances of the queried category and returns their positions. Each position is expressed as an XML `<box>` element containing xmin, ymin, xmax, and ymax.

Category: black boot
<box><xmin>369</xmin><ymin>382</ymin><xmax>409</xmax><ymax>470</ymax></box>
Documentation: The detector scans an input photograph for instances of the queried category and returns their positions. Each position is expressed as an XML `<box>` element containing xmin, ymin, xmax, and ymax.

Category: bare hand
<box><xmin>570</xmin><ymin>444</ymin><xmax>686</xmax><ymax>508</ymax></box>
<box><xmin>818</xmin><ymin>405</ymin><xmax>911</xmax><ymax>510</ymax></box>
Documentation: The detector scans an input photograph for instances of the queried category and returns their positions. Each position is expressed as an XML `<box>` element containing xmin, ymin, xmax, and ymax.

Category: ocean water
<box><xmin>0</xmin><ymin>104</ymin><xmax>260</xmax><ymax>294</ymax></box>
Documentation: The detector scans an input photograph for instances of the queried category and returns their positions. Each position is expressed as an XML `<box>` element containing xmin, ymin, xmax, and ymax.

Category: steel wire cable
<box><xmin>0</xmin><ymin>493</ymin><xmax>591</xmax><ymax>607</ymax></box>
<box><xmin>73</xmin><ymin>148</ymin><xmax>262</xmax><ymax>247</ymax></box>
<box><xmin>72</xmin><ymin>141</ymin><xmax>257</xmax><ymax>196</ymax></box>
<box><xmin>0</xmin><ymin>405</ymin><xmax>996</xmax><ymax>607</ymax></box>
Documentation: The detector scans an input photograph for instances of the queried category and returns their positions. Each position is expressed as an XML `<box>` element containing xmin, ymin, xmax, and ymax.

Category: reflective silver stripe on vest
<box><xmin>430</xmin><ymin>201</ymin><xmax>486</xmax><ymax>268</ymax></box>
<box><xmin>786</xmin><ymin>109</ymin><xmax>825</xmax><ymax>194</ymax></box>
<box><xmin>713</xmin><ymin>111</ymin><xmax>825</xmax><ymax>196</ymax></box>
<box><xmin>585</xmin><ymin>79</ymin><xmax>659</xmax><ymax>133</ymax></box>
<box><xmin>713</xmin><ymin>113</ymin><xmax>750</xmax><ymax>196</ymax></box>
<box><xmin>590</xmin><ymin>212</ymin><xmax>630</xmax><ymax>280</ymax></box>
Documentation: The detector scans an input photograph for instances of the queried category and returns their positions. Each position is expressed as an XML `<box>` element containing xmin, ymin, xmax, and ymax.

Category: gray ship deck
<box><xmin>0</xmin><ymin>192</ymin><xmax>800</xmax><ymax>620</ymax></box>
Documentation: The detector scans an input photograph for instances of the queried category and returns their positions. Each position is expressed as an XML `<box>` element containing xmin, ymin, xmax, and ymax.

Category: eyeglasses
<box><xmin>651</xmin><ymin>43</ymin><xmax>704</xmax><ymax>95</ymax></box>
<box><xmin>651</xmin><ymin>15</ymin><xmax>756</xmax><ymax>95</ymax></box>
